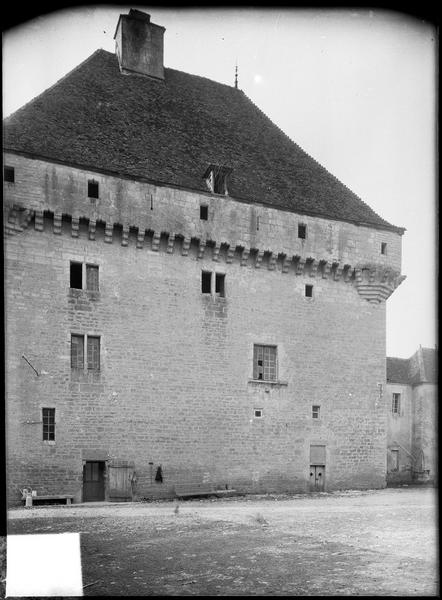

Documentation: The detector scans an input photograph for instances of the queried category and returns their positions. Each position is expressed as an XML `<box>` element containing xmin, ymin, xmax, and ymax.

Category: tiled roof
<box><xmin>386</xmin><ymin>347</ymin><xmax>437</xmax><ymax>385</ymax></box>
<box><xmin>421</xmin><ymin>347</ymin><xmax>437</xmax><ymax>384</ymax></box>
<box><xmin>4</xmin><ymin>49</ymin><xmax>403</xmax><ymax>232</ymax></box>
<box><xmin>386</xmin><ymin>357</ymin><xmax>410</xmax><ymax>384</ymax></box>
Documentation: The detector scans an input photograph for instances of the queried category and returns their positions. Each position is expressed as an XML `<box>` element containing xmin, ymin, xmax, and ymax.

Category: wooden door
<box><xmin>83</xmin><ymin>461</ymin><xmax>105</xmax><ymax>501</ymax></box>
<box><xmin>309</xmin><ymin>465</ymin><xmax>325</xmax><ymax>491</ymax></box>
<box><xmin>108</xmin><ymin>463</ymin><xmax>134</xmax><ymax>501</ymax></box>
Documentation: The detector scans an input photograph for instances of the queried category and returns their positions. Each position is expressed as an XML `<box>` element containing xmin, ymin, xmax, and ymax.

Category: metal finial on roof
<box><xmin>234</xmin><ymin>62</ymin><xmax>238</xmax><ymax>89</ymax></box>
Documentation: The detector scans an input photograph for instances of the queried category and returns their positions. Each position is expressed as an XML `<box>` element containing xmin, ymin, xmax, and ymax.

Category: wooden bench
<box><xmin>22</xmin><ymin>495</ymin><xmax>74</xmax><ymax>506</ymax></box>
<box><xmin>174</xmin><ymin>483</ymin><xmax>236</xmax><ymax>499</ymax></box>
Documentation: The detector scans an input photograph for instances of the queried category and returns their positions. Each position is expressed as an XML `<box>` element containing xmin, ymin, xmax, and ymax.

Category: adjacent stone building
<box><xmin>386</xmin><ymin>346</ymin><xmax>437</xmax><ymax>485</ymax></box>
<box><xmin>4</xmin><ymin>9</ymin><xmax>406</xmax><ymax>505</ymax></box>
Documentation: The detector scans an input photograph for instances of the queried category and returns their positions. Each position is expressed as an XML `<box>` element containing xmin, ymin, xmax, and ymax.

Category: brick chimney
<box><xmin>114</xmin><ymin>9</ymin><xmax>165</xmax><ymax>80</ymax></box>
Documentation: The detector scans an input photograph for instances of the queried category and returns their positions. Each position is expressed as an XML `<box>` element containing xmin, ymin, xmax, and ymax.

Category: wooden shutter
<box><xmin>87</xmin><ymin>336</ymin><xmax>100</xmax><ymax>371</ymax></box>
<box><xmin>86</xmin><ymin>265</ymin><xmax>99</xmax><ymax>291</ymax></box>
<box><xmin>71</xmin><ymin>335</ymin><xmax>84</xmax><ymax>369</ymax></box>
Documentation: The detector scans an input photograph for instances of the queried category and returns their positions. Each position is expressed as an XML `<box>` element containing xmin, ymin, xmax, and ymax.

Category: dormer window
<box><xmin>204</xmin><ymin>164</ymin><xmax>232</xmax><ymax>195</ymax></box>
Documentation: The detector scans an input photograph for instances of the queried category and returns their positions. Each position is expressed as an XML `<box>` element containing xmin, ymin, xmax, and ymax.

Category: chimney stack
<box><xmin>114</xmin><ymin>9</ymin><xmax>165</xmax><ymax>80</ymax></box>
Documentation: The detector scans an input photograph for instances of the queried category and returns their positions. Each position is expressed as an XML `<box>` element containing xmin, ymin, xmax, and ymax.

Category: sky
<box><xmin>2</xmin><ymin>5</ymin><xmax>437</xmax><ymax>358</ymax></box>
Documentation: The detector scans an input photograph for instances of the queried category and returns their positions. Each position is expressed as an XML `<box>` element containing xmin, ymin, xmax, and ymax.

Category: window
<box><xmin>86</xmin><ymin>264</ymin><xmax>99</xmax><ymax>291</ymax></box>
<box><xmin>87</xmin><ymin>336</ymin><xmax>100</xmax><ymax>371</ymax></box>
<box><xmin>298</xmin><ymin>223</ymin><xmax>307</xmax><ymax>239</ymax></box>
<box><xmin>381</xmin><ymin>242</ymin><xmax>387</xmax><ymax>255</ymax></box>
<box><xmin>253</xmin><ymin>345</ymin><xmax>277</xmax><ymax>381</ymax></box>
<box><xmin>71</xmin><ymin>334</ymin><xmax>100</xmax><ymax>371</ymax></box>
<box><xmin>254</xmin><ymin>409</ymin><xmax>263</xmax><ymax>418</ymax></box>
<box><xmin>305</xmin><ymin>284</ymin><xmax>313</xmax><ymax>298</ymax></box>
<box><xmin>42</xmin><ymin>408</ymin><xmax>55</xmax><ymax>441</ymax></box>
<box><xmin>70</xmin><ymin>262</ymin><xmax>99</xmax><ymax>291</ymax></box>
<box><xmin>4</xmin><ymin>166</ymin><xmax>15</xmax><ymax>183</ymax></box>
<box><xmin>213</xmin><ymin>171</ymin><xmax>227</xmax><ymax>194</ymax></box>
<box><xmin>88</xmin><ymin>179</ymin><xmax>99</xmax><ymax>199</ymax></box>
<box><xmin>391</xmin><ymin>449</ymin><xmax>399</xmax><ymax>471</ymax></box>
<box><xmin>392</xmin><ymin>393</ymin><xmax>401</xmax><ymax>415</ymax></box>
<box><xmin>70</xmin><ymin>262</ymin><xmax>83</xmax><ymax>289</ymax></box>
<box><xmin>202</xmin><ymin>271</ymin><xmax>212</xmax><ymax>294</ymax></box>
<box><xmin>312</xmin><ymin>405</ymin><xmax>320</xmax><ymax>419</ymax></box>
<box><xmin>204</xmin><ymin>164</ymin><xmax>231</xmax><ymax>195</ymax></box>
<box><xmin>71</xmin><ymin>334</ymin><xmax>84</xmax><ymax>369</ymax></box>
<box><xmin>215</xmin><ymin>273</ymin><xmax>225</xmax><ymax>297</ymax></box>
<box><xmin>200</xmin><ymin>205</ymin><xmax>208</xmax><ymax>220</ymax></box>
<box><xmin>202</xmin><ymin>271</ymin><xmax>225</xmax><ymax>297</ymax></box>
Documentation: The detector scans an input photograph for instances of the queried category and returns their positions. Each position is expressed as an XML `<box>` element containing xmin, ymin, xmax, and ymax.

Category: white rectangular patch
<box><xmin>6</xmin><ymin>533</ymin><xmax>83</xmax><ymax>597</ymax></box>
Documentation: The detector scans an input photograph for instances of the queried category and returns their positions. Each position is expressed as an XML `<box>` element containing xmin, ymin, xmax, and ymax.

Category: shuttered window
<box><xmin>87</xmin><ymin>336</ymin><xmax>100</xmax><ymax>371</ymax></box>
<box><xmin>42</xmin><ymin>408</ymin><xmax>55</xmax><ymax>441</ymax></box>
<box><xmin>253</xmin><ymin>345</ymin><xmax>277</xmax><ymax>381</ymax></box>
<box><xmin>86</xmin><ymin>264</ymin><xmax>99</xmax><ymax>291</ymax></box>
<box><xmin>71</xmin><ymin>334</ymin><xmax>84</xmax><ymax>369</ymax></box>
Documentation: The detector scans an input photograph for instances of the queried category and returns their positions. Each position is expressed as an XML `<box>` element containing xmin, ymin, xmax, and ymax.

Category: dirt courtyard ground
<box><xmin>7</xmin><ymin>486</ymin><xmax>438</xmax><ymax>596</ymax></box>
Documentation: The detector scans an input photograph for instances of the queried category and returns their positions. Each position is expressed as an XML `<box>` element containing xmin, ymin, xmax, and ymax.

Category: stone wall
<box><xmin>386</xmin><ymin>383</ymin><xmax>413</xmax><ymax>484</ymax></box>
<box><xmin>3</xmin><ymin>152</ymin><xmax>403</xmax><ymax>271</ymax></box>
<box><xmin>5</xmin><ymin>208</ymin><xmax>388</xmax><ymax>504</ymax></box>
<box><xmin>412</xmin><ymin>383</ymin><xmax>437</xmax><ymax>484</ymax></box>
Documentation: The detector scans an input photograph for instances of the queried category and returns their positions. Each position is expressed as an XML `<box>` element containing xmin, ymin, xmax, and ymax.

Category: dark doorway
<box><xmin>83</xmin><ymin>461</ymin><xmax>105</xmax><ymax>501</ymax></box>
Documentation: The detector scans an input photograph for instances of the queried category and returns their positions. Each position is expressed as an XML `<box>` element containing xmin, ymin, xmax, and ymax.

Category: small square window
<box><xmin>305</xmin><ymin>284</ymin><xmax>313</xmax><ymax>298</ymax></box>
<box><xmin>312</xmin><ymin>405</ymin><xmax>320</xmax><ymax>419</ymax></box>
<box><xmin>202</xmin><ymin>271</ymin><xmax>212</xmax><ymax>294</ymax></box>
<box><xmin>298</xmin><ymin>223</ymin><xmax>307</xmax><ymax>239</ymax></box>
<box><xmin>4</xmin><ymin>166</ymin><xmax>15</xmax><ymax>183</ymax></box>
<box><xmin>88</xmin><ymin>180</ymin><xmax>99</xmax><ymax>199</ymax></box>
<box><xmin>70</xmin><ymin>262</ymin><xmax>83</xmax><ymax>289</ymax></box>
<box><xmin>254</xmin><ymin>409</ymin><xmax>263</xmax><ymax>418</ymax></box>
<box><xmin>215</xmin><ymin>273</ymin><xmax>225</xmax><ymax>297</ymax></box>
<box><xmin>392</xmin><ymin>393</ymin><xmax>401</xmax><ymax>415</ymax></box>
<box><xmin>200</xmin><ymin>205</ymin><xmax>208</xmax><ymax>220</ymax></box>
<box><xmin>86</xmin><ymin>264</ymin><xmax>99</xmax><ymax>291</ymax></box>
<box><xmin>381</xmin><ymin>242</ymin><xmax>387</xmax><ymax>255</ymax></box>
<box><xmin>42</xmin><ymin>408</ymin><xmax>55</xmax><ymax>441</ymax></box>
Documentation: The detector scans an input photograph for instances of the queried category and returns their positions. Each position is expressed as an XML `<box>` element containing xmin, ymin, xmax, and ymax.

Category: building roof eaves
<box><xmin>3</xmin><ymin>49</ymin><xmax>405</xmax><ymax>234</ymax></box>
<box><xmin>3</xmin><ymin>147</ymin><xmax>404</xmax><ymax>234</ymax></box>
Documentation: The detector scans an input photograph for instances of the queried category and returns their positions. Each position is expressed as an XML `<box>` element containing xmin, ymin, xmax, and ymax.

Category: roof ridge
<box><xmin>164</xmin><ymin>65</ymin><xmax>240</xmax><ymax>92</ymax></box>
<box><xmin>99</xmin><ymin>47</ymin><xmax>239</xmax><ymax>93</ymax></box>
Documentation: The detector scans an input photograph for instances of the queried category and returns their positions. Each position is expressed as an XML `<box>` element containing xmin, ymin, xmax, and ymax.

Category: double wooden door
<box><xmin>309</xmin><ymin>465</ymin><xmax>325</xmax><ymax>491</ymax></box>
